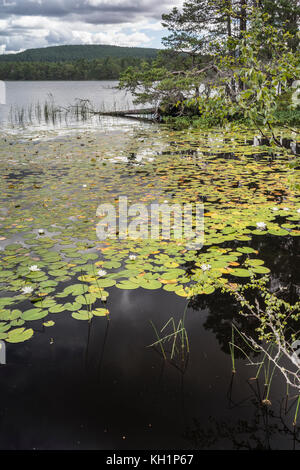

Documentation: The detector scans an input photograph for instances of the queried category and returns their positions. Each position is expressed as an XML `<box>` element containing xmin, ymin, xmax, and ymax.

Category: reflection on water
<box><xmin>0</xmin><ymin>285</ymin><xmax>298</xmax><ymax>450</ymax></box>
<box><xmin>0</xmin><ymin>229</ymin><xmax>298</xmax><ymax>449</ymax></box>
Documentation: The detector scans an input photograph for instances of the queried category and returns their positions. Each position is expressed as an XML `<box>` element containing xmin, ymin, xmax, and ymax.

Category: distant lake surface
<box><xmin>0</xmin><ymin>80</ymin><xmax>139</xmax><ymax>128</ymax></box>
<box><xmin>4</xmin><ymin>80</ymin><xmax>134</xmax><ymax>109</ymax></box>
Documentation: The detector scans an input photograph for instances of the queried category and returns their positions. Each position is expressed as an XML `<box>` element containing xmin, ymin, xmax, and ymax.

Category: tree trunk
<box><xmin>239</xmin><ymin>0</ymin><xmax>247</xmax><ymax>38</ymax></box>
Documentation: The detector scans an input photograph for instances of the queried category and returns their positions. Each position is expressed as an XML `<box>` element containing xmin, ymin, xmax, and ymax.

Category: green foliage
<box><xmin>273</xmin><ymin>109</ymin><xmax>300</xmax><ymax>127</ymax></box>
<box><xmin>226</xmin><ymin>276</ymin><xmax>300</xmax><ymax>343</ymax></box>
<box><xmin>120</xmin><ymin>1</ymin><xmax>299</xmax><ymax>141</ymax></box>
<box><xmin>0</xmin><ymin>56</ymin><xmax>155</xmax><ymax>81</ymax></box>
<box><xmin>0</xmin><ymin>44</ymin><xmax>159</xmax><ymax>81</ymax></box>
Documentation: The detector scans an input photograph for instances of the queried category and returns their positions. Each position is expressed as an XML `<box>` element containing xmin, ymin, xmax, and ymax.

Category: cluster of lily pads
<box><xmin>0</xmin><ymin>125</ymin><xmax>299</xmax><ymax>343</ymax></box>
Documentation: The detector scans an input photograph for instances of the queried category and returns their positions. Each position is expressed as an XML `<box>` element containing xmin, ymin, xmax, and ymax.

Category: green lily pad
<box><xmin>139</xmin><ymin>279</ymin><xmax>162</xmax><ymax>290</ymax></box>
<box><xmin>230</xmin><ymin>268</ymin><xmax>252</xmax><ymax>278</ymax></box>
<box><xmin>49</xmin><ymin>304</ymin><xmax>66</xmax><ymax>313</ymax></box>
<box><xmin>95</xmin><ymin>279</ymin><xmax>116</xmax><ymax>288</ymax></box>
<box><xmin>56</xmin><ymin>283</ymin><xmax>89</xmax><ymax>297</ymax></box>
<box><xmin>92</xmin><ymin>308</ymin><xmax>109</xmax><ymax>316</ymax></box>
<box><xmin>251</xmin><ymin>266</ymin><xmax>271</xmax><ymax>274</ymax></box>
<box><xmin>160</xmin><ymin>269</ymin><xmax>185</xmax><ymax>280</ymax></box>
<box><xmin>21</xmin><ymin>308</ymin><xmax>48</xmax><ymax>321</ymax></box>
<box><xmin>72</xmin><ymin>311</ymin><xmax>93</xmax><ymax>320</ymax></box>
<box><xmin>116</xmin><ymin>280</ymin><xmax>140</xmax><ymax>290</ymax></box>
<box><xmin>102</xmin><ymin>261</ymin><xmax>121</xmax><ymax>269</ymax></box>
<box><xmin>75</xmin><ymin>293</ymin><xmax>97</xmax><ymax>305</ymax></box>
<box><xmin>6</xmin><ymin>327</ymin><xmax>34</xmax><ymax>343</ymax></box>
<box><xmin>43</xmin><ymin>320</ymin><xmax>55</xmax><ymax>327</ymax></box>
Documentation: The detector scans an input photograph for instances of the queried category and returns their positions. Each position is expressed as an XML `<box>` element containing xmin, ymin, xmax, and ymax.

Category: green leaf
<box><xmin>43</xmin><ymin>320</ymin><xmax>55</xmax><ymax>327</ymax></box>
<box><xmin>116</xmin><ymin>280</ymin><xmax>140</xmax><ymax>290</ymax></box>
<box><xmin>95</xmin><ymin>279</ymin><xmax>116</xmax><ymax>288</ymax></box>
<box><xmin>160</xmin><ymin>269</ymin><xmax>185</xmax><ymax>280</ymax></box>
<box><xmin>102</xmin><ymin>261</ymin><xmax>121</xmax><ymax>269</ymax></box>
<box><xmin>92</xmin><ymin>308</ymin><xmax>109</xmax><ymax>317</ymax></box>
<box><xmin>140</xmin><ymin>279</ymin><xmax>162</xmax><ymax>290</ymax></box>
<box><xmin>251</xmin><ymin>266</ymin><xmax>271</xmax><ymax>274</ymax></box>
<box><xmin>6</xmin><ymin>328</ymin><xmax>34</xmax><ymax>343</ymax></box>
<box><xmin>75</xmin><ymin>293</ymin><xmax>97</xmax><ymax>305</ymax></box>
<box><xmin>56</xmin><ymin>283</ymin><xmax>89</xmax><ymax>297</ymax></box>
<box><xmin>230</xmin><ymin>268</ymin><xmax>252</xmax><ymax>278</ymax></box>
<box><xmin>72</xmin><ymin>311</ymin><xmax>93</xmax><ymax>321</ymax></box>
<box><xmin>21</xmin><ymin>308</ymin><xmax>48</xmax><ymax>321</ymax></box>
<box><xmin>49</xmin><ymin>304</ymin><xmax>66</xmax><ymax>314</ymax></box>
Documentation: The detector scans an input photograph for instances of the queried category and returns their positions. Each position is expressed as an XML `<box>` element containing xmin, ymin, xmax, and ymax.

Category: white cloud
<box><xmin>0</xmin><ymin>0</ymin><xmax>184</xmax><ymax>52</ymax></box>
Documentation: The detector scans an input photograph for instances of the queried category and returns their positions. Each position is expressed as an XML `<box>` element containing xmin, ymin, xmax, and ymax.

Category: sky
<box><xmin>0</xmin><ymin>0</ymin><xmax>184</xmax><ymax>53</ymax></box>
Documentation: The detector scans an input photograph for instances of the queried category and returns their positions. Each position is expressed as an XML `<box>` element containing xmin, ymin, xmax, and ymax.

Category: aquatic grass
<box><xmin>293</xmin><ymin>395</ymin><xmax>300</xmax><ymax>426</ymax></box>
<box><xmin>263</xmin><ymin>356</ymin><xmax>277</xmax><ymax>406</ymax></box>
<box><xmin>228</xmin><ymin>322</ymin><xmax>261</xmax><ymax>372</ymax></box>
<box><xmin>228</xmin><ymin>324</ymin><xmax>290</xmax><ymax>406</ymax></box>
<box><xmin>148</xmin><ymin>302</ymin><xmax>190</xmax><ymax>369</ymax></box>
<box><xmin>7</xmin><ymin>94</ymin><xmax>149</xmax><ymax>128</ymax></box>
<box><xmin>149</xmin><ymin>319</ymin><xmax>167</xmax><ymax>360</ymax></box>
<box><xmin>229</xmin><ymin>325</ymin><xmax>236</xmax><ymax>374</ymax></box>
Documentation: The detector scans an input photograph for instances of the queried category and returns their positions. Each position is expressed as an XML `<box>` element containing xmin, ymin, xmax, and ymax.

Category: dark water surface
<box><xmin>0</xmin><ymin>235</ymin><xmax>299</xmax><ymax>450</ymax></box>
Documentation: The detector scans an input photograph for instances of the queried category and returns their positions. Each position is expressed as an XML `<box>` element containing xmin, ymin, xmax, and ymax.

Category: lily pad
<box><xmin>92</xmin><ymin>308</ymin><xmax>109</xmax><ymax>316</ymax></box>
<box><xmin>21</xmin><ymin>308</ymin><xmax>48</xmax><ymax>321</ymax></box>
<box><xmin>6</xmin><ymin>328</ymin><xmax>34</xmax><ymax>343</ymax></box>
<box><xmin>72</xmin><ymin>311</ymin><xmax>93</xmax><ymax>320</ymax></box>
<box><xmin>230</xmin><ymin>269</ymin><xmax>252</xmax><ymax>278</ymax></box>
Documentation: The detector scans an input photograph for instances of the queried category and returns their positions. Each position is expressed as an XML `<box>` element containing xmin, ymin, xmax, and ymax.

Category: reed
<box><xmin>148</xmin><ymin>301</ymin><xmax>190</xmax><ymax>369</ymax></box>
<box><xmin>293</xmin><ymin>395</ymin><xmax>300</xmax><ymax>426</ymax></box>
<box><xmin>229</xmin><ymin>325</ymin><xmax>236</xmax><ymax>374</ymax></box>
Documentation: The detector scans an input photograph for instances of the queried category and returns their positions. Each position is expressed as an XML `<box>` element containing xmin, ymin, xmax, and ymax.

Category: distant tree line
<box><xmin>0</xmin><ymin>57</ymin><xmax>154</xmax><ymax>81</ymax></box>
<box><xmin>0</xmin><ymin>44</ymin><xmax>159</xmax><ymax>63</ymax></box>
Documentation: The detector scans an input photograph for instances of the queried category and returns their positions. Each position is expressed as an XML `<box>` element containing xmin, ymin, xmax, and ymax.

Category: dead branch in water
<box><xmin>94</xmin><ymin>108</ymin><xmax>156</xmax><ymax>116</ymax></box>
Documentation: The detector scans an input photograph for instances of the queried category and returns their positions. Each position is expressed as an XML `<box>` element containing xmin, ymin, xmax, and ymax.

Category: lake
<box><xmin>0</xmin><ymin>80</ymin><xmax>140</xmax><ymax>129</ymax></box>
<box><xmin>0</xmin><ymin>81</ymin><xmax>299</xmax><ymax>450</ymax></box>
<box><xmin>4</xmin><ymin>80</ymin><xmax>135</xmax><ymax>109</ymax></box>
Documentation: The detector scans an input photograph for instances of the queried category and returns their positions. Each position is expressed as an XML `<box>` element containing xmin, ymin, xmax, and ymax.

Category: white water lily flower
<box><xmin>21</xmin><ymin>286</ymin><xmax>33</xmax><ymax>295</ymax></box>
<box><xmin>256</xmin><ymin>222</ymin><xmax>267</xmax><ymax>230</ymax></box>
<box><xmin>97</xmin><ymin>269</ymin><xmax>107</xmax><ymax>277</ymax></box>
<box><xmin>297</xmin><ymin>209</ymin><xmax>300</xmax><ymax>214</ymax></box>
<box><xmin>272</xmin><ymin>207</ymin><xmax>279</xmax><ymax>211</ymax></box>
<box><xmin>29</xmin><ymin>265</ymin><xmax>40</xmax><ymax>271</ymax></box>
<box><xmin>201</xmin><ymin>264</ymin><xmax>211</xmax><ymax>271</ymax></box>
<box><xmin>38</xmin><ymin>229</ymin><xmax>45</xmax><ymax>234</ymax></box>
<box><xmin>283</xmin><ymin>207</ymin><xmax>289</xmax><ymax>211</ymax></box>
<box><xmin>129</xmin><ymin>254</ymin><xmax>137</xmax><ymax>261</ymax></box>
<box><xmin>82</xmin><ymin>184</ymin><xmax>87</xmax><ymax>188</ymax></box>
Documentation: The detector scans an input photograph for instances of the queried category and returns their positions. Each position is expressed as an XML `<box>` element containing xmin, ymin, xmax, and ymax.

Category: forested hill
<box><xmin>0</xmin><ymin>44</ymin><xmax>159</xmax><ymax>62</ymax></box>
<box><xmin>0</xmin><ymin>44</ymin><xmax>159</xmax><ymax>80</ymax></box>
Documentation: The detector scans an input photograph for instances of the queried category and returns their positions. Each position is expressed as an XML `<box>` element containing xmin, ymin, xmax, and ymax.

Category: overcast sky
<box><xmin>0</xmin><ymin>0</ymin><xmax>183</xmax><ymax>53</ymax></box>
